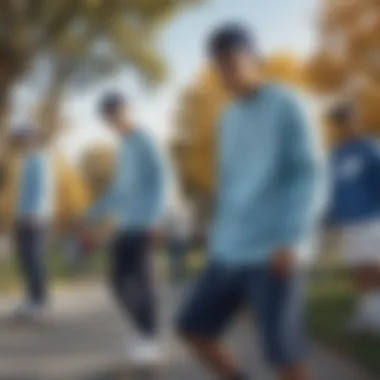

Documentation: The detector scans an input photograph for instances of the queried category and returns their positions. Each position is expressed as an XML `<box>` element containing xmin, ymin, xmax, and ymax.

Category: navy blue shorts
<box><xmin>177</xmin><ymin>262</ymin><xmax>308</xmax><ymax>367</ymax></box>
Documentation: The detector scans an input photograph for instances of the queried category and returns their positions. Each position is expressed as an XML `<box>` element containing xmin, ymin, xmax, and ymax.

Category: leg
<box><xmin>110</xmin><ymin>231</ymin><xmax>157</xmax><ymax>337</ymax></box>
<box><xmin>351</xmin><ymin>264</ymin><xmax>380</xmax><ymax>330</ymax></box>
<box><xmin>15</xmin><ymin>224</ymin><xmax>31</xmax><ymax>302</ymax></box>
<box><xmin>15</xmin><ymin>223</ymin><xmax>47</xmax><ymax>306</ymax></box>
<box><xmin>129</xmin><ymin>233</ymin><xmax>157</xmax><ymax>336</ymax></box>
<box><xmin>344</xmin><ymin>222</ymin><xmax>380</xmax><ymax>330</ymax></box>
<box><xmin>109</xmin><ymin>232</ymin><xmax>130</xmax><ymax>316</ymax></box>
<box><xmin>182</xmin><ymin>335</ymin><xmax>246</xmax><ymax>380</ymax></box>
<box><xmin>375</xmin><ymin>265</ymin><xmax>380</xmax><ymax>288</ymax></box>
<box><xmin>247</xmin><ymin>268</ymin><xmax>309</xmax><ymax>380</ymax></box>
<box><xmin>353</xmin><ymin>265</ymin><xmax>375</xmax><ymax>319</ymax></box>
<box><xmin>29</xmin><ymin>226</ymin><xmax>48</xmax><ymax>305</ymax></box>
<box><xmin>278</xmin><ymin>367</ymin><xmax>309</xmax><ymax>380</ymax></box>
<box><xmin>177</xmin><ymin>263</ymin><xmax>246</xmax><ymax>379</ymax></box>
<box><xmin>353</xmin><ymin>265</ymin><xmax>377</xmax><ymax>293</ymax></box>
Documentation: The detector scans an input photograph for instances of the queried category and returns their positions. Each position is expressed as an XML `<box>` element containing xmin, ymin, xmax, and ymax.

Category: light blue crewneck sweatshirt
<box><xmin>86</xmin><ymin>128</ymin><xmax>165</xmax><ymax>230</ymax></box>
<box><xmin>18</xmin><ymin>151</ymin><xmax>55</xmax><ymax>221</ymax></box>
<box><xmin>209</xmin><ymin>84</ymin><xmax>325</xmax><ymax>265</ymax></box>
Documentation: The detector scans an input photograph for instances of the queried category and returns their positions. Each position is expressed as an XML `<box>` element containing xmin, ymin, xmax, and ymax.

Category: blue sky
<box><xmin>58</xmin><ymin>0</ymin><xmax>319</xmax><ymax>161</ymax></box>
<box><xmin>163</xmin><ymin>0</ymin><xmax>318</xmax><ymax>83</ymax></box>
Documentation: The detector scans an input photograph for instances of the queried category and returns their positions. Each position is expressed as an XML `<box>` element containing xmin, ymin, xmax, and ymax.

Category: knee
<box><xmin>177</xmin><ymin>331</ymin><xmax>198</xmax><ymax>348</ymax></box>
<box><xmin>176</xmin><ymin>315</ymin><xmax>219</xmax><ymax>354</ymax></box>
<box><xmin>262</xmin><ymin>330</ymin><xmax>307</xmax><ymax>368</ymax></box>
<box><xmin>176</xmin><ymin>318</ymin><xmax>194</xmax><ymax>346</ymax></box>
<box><xmin>263</xmin><ymin>342</ymin><xmax>286</xmax><ymax>367</ymax></box>
<box><xmin>175</xmin><ymin>310</ymin><xmax>202</xmax><ymax>346</ymax></box>
<box><xmin>176</xmin><ymin>329</ymin><xmax>212</xmax><ymax>353</ymax></box>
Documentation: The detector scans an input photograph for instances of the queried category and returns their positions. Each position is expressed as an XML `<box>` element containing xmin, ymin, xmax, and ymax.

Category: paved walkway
<box><xmin>0</xmin><ymin>282</ymin><xmax>376</xmax><ymax>380</ymax></box>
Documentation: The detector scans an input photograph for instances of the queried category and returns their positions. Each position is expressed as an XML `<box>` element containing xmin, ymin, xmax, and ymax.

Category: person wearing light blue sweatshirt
<box><xmin>85</xmin><ymin>92</ymin><xmax>165</xmax><ymax>364</ymax></box>
<box><xmin>12</xmin><ymin>125</ymin><xmax>55</xmax><ymax>319</ymax></box>
<box><xmin>177</xmin><ymin>25</ymin><xmax>325</xmax><ymax>380</ymax></box>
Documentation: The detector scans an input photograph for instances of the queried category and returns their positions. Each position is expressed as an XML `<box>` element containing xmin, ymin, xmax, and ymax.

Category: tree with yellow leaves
<box><xmin>264</xmin><ymin>52</ymin><xmax>306</xmax><ymax>88</ymax></box>
<box><xmin>305</xmin><ymin>0</ymin><xmax>380</xmax><ymax>134</ymax></box>
<box><xmin>79</xmin><ymin>144</ymin><xmax>117</xmax><ymax>201</ymax></box>
<box><xmin>172</xmin><ymin>65</ymin><xmax>230</xmax><ymax>198</ymax></box>
<box><xmin>55</xmin><ymin>154</ymin><xmax>92</xmax><ymax>232</ymax></box>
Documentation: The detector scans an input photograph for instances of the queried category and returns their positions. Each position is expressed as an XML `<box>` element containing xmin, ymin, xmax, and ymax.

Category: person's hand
<box><xmin>271</xmin><ymin>247</ymin><xmax>296</xmax><ymax>277</ymax></box>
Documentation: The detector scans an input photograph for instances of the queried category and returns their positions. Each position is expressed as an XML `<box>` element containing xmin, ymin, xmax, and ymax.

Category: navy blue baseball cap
<box><xmin>207</xmin><ymin>23</ymin><xmax>257</xmax><ymax>59</ymax></box>
<box><xmin>98</xmin><ymin>92</ymin><xmax>127</xmax><ymax>115</ymax></box>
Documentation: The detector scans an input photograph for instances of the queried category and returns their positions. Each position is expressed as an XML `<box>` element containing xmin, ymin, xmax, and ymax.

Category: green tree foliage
<box><xmin>0</xmin><ymin>0</ymin><xmax>201</xmax><ymax>117</ymax></box>
<box><xmin>0</xmin><ymin>0</ymin><xmax>201</xmax><ymax>191</ymax></box>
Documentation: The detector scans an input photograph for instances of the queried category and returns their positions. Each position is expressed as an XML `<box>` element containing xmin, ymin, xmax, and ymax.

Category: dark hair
<box><xmin>207</xmin><ymin>23</ymin><xmax>256</xmax><ymax>59</ymax></box>
<box><xmin>328</xmin><ymin>103</ymin><xmax>355</xmax><ymax>126</ymax></box>
<box><xmin>98</xmin><ymin>92</ymin><xmax>127</xmax><ymax>115</ymax></box>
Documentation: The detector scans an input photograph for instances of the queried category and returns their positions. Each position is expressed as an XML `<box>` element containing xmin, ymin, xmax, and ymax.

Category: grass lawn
<box><xmin>308</xmin><ymin>273</ymin><xmax>380</xmax><ymax>378</ymax></box>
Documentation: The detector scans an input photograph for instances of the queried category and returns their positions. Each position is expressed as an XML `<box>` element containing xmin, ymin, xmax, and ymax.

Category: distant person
<box><xmin>11</xmin><ymin>125</ymin><xmax>55</xmax><ymax>321</ymax></box>
<box><xmin>176</xmin><ymin>24</ymin><xmax>325</xmax><ymax>380</ymax></box>
<box><xmin>325</xmin><ymin>103</ymin><xmax>380</xmax><ymax>334</ymax></box>
<box><xmin>84</xmin><ymin>93</ymin><xmax>166</xmax><ymax>365</ymax></box>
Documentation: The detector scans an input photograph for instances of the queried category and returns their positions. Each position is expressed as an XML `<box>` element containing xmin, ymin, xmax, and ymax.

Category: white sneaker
<box><xmin>127</xmin><ymin>336</ymin><xmax>166</xmax><ymax>367</ymax></box>
<box><xmin>10</xmin><ymin>301</ymin><xmax>49</xmax><ymax>323</ymax></box>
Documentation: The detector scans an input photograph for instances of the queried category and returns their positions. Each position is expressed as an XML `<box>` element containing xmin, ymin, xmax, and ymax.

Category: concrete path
<box><xmin>0</xmin><ymin>282</ymin><xmax>376</xmax><ymax>380</ymax></box>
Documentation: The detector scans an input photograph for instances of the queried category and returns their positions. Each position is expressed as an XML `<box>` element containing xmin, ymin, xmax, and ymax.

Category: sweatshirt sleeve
<box><xmin>277</xmin><ymin>93</ymin><xmax>326</xmax><ymax>246</ymax></box>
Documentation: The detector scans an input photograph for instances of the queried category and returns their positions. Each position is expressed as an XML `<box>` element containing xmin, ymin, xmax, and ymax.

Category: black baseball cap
<box><xmin>207</xmin><ymin>23</ymin><xmax>257</xmax><ymax>59</ymax></box>
<box><xmin>99</xmin><ymin>92</ymin><xmax>127</xmax><ymax>115</ymax></box>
